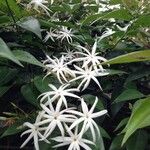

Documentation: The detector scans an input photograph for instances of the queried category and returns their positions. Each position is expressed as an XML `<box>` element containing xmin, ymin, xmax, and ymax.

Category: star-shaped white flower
<box><xmin>70</xmin><ymin>65</ymin><xmax>109</xmax><ymax>91</ymax></box>
<box><xmin>61</xmin><ymin>49</ymin><xmax>76</xmax><ymax>62</ymax></box>
<box><xmin>57</xmin><ymin>26</ymin><xmax>75</xmax><ymax>43</ymax></box>
<box><xmin>44</xmin><ymin>55</ymin><xmax>76</xmax><ymax>84</ymax></box>
<box><xmin>72</xmin><ymin>41</ymin><xmax>107</xmax><ymax>71</ymax></box>
<box><xmin>27</xmin><ymin>0</ymin><xmax>51</xmax><ymax>16</ymax></box>
<box><xmin>37</xmin><ymin>101</ymin><xmax>77</xmax><ymax>139</ymax></box>
<box><xmin>43</xmin><ymin>28</ymin><xmax>57</xmax><ymax>42</ymax></box>
<box><xmin>52</xmin><ymin>124</ymin><xmax>94</xmax><ymax>150</ymax></box>
<box><xmin>39</xmin><ymin>84</ymin><xmax>80</xmax><ymax>107</ymax></box>
<box><xmin>68</xmin><ymin>97</ymin><xmax>108</xmax><ymax>142</ymax></box>
<box><xmin>20</xmin><ymin>111</ymin><xmax>49</xmax><ymax>150</ymax></box>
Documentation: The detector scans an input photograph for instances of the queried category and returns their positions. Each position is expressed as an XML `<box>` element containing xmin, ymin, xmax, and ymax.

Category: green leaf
<box><xmin>1</xmin><ymin>120</ymin><xmax>24</xmax><ymax>138</ymax></box>
<box><xmin>122</xmin><ymin>97</ymin><xmax>150</xmax><ymax>145</ymax></box>
<box><xmin>114</xmin><ymin>89</ymin><xmax>144</xmax><ymax>103</ymax></box>
<box><xmin>100</xmin><ymin>127</ymin><xmax>111</xmax><ymax>139</ymax></box>
<box><xmin>0</xmin><ymin>15</ymin><xmax>10</xmax><ymax>26</ymax></box>
<box><xmin>34</xmin><ymin>76</ymin><xmax>60</xmax><ymax>93</ymax></box>
<box><xmin>105</xmin><ymin>69</ymin><xmax>126</xmax><ymax>75</ymax></box>
<box><xmin>0</xmin><ymin>85</ymin><xmax>12</xmax><ymax>97</ymax></box>
<box><xmin>115</xmin><ymin>118</ymin><xmax>129</xmax><ymax>131</ymax></box>
<box><xmin>133</xmin><ymin>15</ymin><xmax>150</xmax><ymax>28</ymax></box>
<box><xmin>34</xmin><ymin>76</ymin><xmax>51</xmax><ymax>93</ymax></box>
<box><xmin>125</xmin><ymin>69</ymin><xmax>150</xmax><ymax>84</ymax></box>
<box><xmin>13</xmin><ymin>50</ymin><xmax>44</xmax><ymax>67</ymax></box>
<box><xmin>82</xmin><ymin>94</ymin><xmax>105</xmax><ymax>110</ymax></box>
<box><xmin>0</xmin><ymin>38</ymin><xmax>23</xmax><ymax>66</ymax></box>
<box><xmin>21</xmin><ymin>84</ymin><xmax>40</xmax><ymax>107</ymax></box>
<box><xmin>17</xmin><ymin>17</ymin><xmax>42</xmax><ymax>39</ymax></box>
<box><xmin>82</xmin><ymin>9</ymin><xmax>132</xmax><ymax>25</ymax></box>
<box><xmin>126</xmin><ymin>130</ymin><xmax>148</xmax><ymax>150</ymax></box>
<box><xmin>103</xmin><ymin>50</ymin><xmax>150</xmax><ymax>65</ymax></box>
<box><xmin>0</xmin><ymin>67</ymin><xmax>17</xmax><ymax>86</ymax></box>
<box><xmin>109</xmin><ymin>134</ymin><xmax>125</xmax><ymax>150</ymax></box>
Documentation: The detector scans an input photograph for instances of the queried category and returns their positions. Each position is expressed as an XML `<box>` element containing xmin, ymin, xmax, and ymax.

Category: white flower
<box><xmin>98</xmin><ymin>28</ymin><xmax>115</xmax><ymax>41</ymax></box>
<box><xmin>44</xmin><ymin>55</ymin><xmax>76</xmax><ymax>84</ymax></box>
<box><xmin>39</xmin><ymin>84</ymin><xmax>80</xmax><ymax>107</ymax></box>
<box><xmin>37</xmin><ymin>101</ymin><xmax>76</xmax><ymax>139</ymax></box>
<box><xmin>20</xmin><ymin>111</ymin><xmax>49</xmax><ymax>150</ymax></box>
<box><xmin>70</xmin><ymin>65</ymin><xmax>109</xmax><ymax>91</ymax></box>
<box><xmin>57</xmin><ymin>26</ymin><xmax>75</xmax><ymax>43</ymax></box>
<box><xmin>52</xmin><ymin>124</ymin><xmax>94</xmax><ymax>150</ymax></box>
<box><xmin>61</xmin><ymin>49</ymin><xmax>76</xmax><ymax>62</ymax></box>
<box><xmin>68</xmin><ymin>97</ymin><xmax>107</xmax><ymax>142</ymax></box>
<box><xmin>27</xmin><ymin>0</ymin><xmax>51</xmax><ymax>16</ymax></box>
<box><xmin>43</xmin><ymin>28</ymin><xmax>57</xmax><ymax>42</ymax></box>
<box><xmin>71</xmin><ymin>41</ymin><xmax>107</xmax><ymax>71</ymax></box>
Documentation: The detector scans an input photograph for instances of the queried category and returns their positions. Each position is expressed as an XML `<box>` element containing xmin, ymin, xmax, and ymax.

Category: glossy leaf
<box><xmin>103</xmin><ymin>50</ymin><xmax>150</xmax><ymax>65</ymax></box>
<box><xmin>21</xmin><ymin>84</ymin><xmax>40</xmax><ymax>107</ymax></box>
<box><xmin>17</xmin><ymin>17</ymin><xmax>42</xmax><ymax>39</ymax></box>
<box><xmin>114</xmin><ymin>89</ymin><xmax>144</xmax><ymax>103</ymax></box>
<box><xmin>115</xmin><ymin>118</ymin><xmax>129</xmax><ymax>131</ymax></box>
<box><xmin>82</xmin><ymin>9</ymin><xmax>132</xmax><ymax>25</ymax></box>
<box><xmin>13</xmin><ymin>50</ymin><xmax>44</xmax><ymax>67</ymax></box>
<box><xmin>126</xmin><ymin>130</ymin><xmax>148</xmax><ymax>150</ymax></box>
<box><xmin>122</xmin><ymin>97</ymin><xmax>150</xmax><ymax>145</ymax></box>
<box><xmin>0</xmin><ymin>38</ymin><xmax>23</xmax><ymax>66</ymax></box>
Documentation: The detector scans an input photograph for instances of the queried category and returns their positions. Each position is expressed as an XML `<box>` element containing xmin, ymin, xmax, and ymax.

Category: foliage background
<box><xmin>0</xmin><ymin>0</ymin><xmax>150</xmax><ymax>149</ymax></box>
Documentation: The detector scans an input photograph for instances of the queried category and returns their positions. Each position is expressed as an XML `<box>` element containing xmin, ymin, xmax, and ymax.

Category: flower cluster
<box><xmin>20</xmin><ymin>40</ymin><xmax>109</xmax><ymax>150</ymax></box>
<box><xmin>43</xmin><ymin>27</ymin><xmax>75</xmax><ymax>44</ymax></box>
<box><xmin>20</xmin><ymin>1</ymin><xmax>111</xmax><ymax>149</ymax></box>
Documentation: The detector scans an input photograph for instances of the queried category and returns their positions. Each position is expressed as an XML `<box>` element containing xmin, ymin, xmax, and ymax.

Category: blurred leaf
<box><xmin>106</xmin><ymin>69</ymin><xmax>126</xmax><ymax>75</ymax></box>
<box><xmin>103</xmin><ymin>50</ymin><xmax>150</xmax><ymax>65</ymax></box>
<box><xmin>0</xmin><ymin>85</ymin><xmax>12</xmax><ymax>97</ymax></box>
<box><xmin>34</xmin><ymin>76</ymin><xmax>60</xmax><ymax>93</ymax></box>
<box><xmin>34</xmin><ymin>76</ymin><xmax>51</xmax><ymax>93</ymax></box>
<box><xmin>0</xmin><ymin>67</ymin><xmax>17</xmax><ymax>86</ymax></box>
<box><xmin>13</xmin><ymin>50</ymin><xmax>44</xmax><ymax>67</ymax></box>
<box><xmin>126</xmin><ymin>130</ymin><xmax>148</xmax><ymax>150</ymax></box>
<box><xmin>0</xmin><ymin>15</ymin><xmax>10</xmax><ymax>26</ymax></box>
<box><xmin>82</xmin><ymin>9</ymin><xmax>132</xmax><ymax>25</ymax></box>
<box><xmin>125</xmin><ymin>69</ymin><xmax>150</xmax><ymax>84</ymax></box>
<box><xmin>115</xmin><ymin>118</ymin><xmax>129</xmax><ymax>131</ymax></box>
<box><xmin>17</xmin><ymin>17</ymin><xmax>42</xmax><ymax>39</ymax></box>
<box><xmin>114</xmin><ymin>89</ymin><xmax>144</xmax><ymax>103</ymax></box>
<box><xmin>109</xmin><ymin>134</ymin><xmax>125</xmax><ymax>150</ymax></box>
<box><xmin>100</xmin><ymin>127</ymin><xmax>111</xmax><ymax>139</ymax></box>
<box><xmin>82</xmin><ymin>94</ymin><xmax>105</xmax><ymax>110</ymax></box>
<box><xmin>21</xmin><ymin>84</ymin><xmax>40</xmax><ymax>107</ymax></box>
<box><xmin>1</xmin><ymin>120</ymin><xmax>24</xmax><ymax>138</ymax></box>
<box><xmin>122</xmin><ymin>97</ymin><xmax>150</xmax><ymax>145</ymax></box>
<box><xmin>133</xmin><ymin>15</ymin><xmax>150</xmax><ymax>28</ymax></box>
<box><xmin>0</xmin><ymin>38</ymin><xmax>23</xmax><ymax>66</ymax></box>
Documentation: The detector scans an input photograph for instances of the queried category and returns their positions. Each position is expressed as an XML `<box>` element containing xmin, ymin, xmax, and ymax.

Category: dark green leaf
<box><xmin>115</xmin><ymin>118</ymin><xmax>129</xmax><ymax>131</ymax></box>
<box><xmin>126</xmin><ymin>130</ymin><xmax>148</xmax><ymax>150</ymax></box>
<box><xmin>109</xmin><ymin>134</ymin><xmax>125</xmax><ymax>150</ymax></box>
<box><xmin>103</xmin><ymin>50</ymin><xmax>150</xmax><ymax>65</ymax></box>
<box><xmin>13</xmin><ymin>50</ymin><xmax>44</xmax><ymax>67</ymax></box>
<box><xmin>1</xmin><ymin>120</ymin><xmax>24</xmax><ymax>138</ymax></box>
<box><xmin>21</xmin><ymin>84</ymin><xmax>40</xmax><ymax>107</ymax></box>
<box><xmin>114</xmin><ymin>89</ymin><xmax>144</xmax><ymax>103</ymax></box>
<box><xmin>122</xmin><ymin>97</ymin><xmax>150</xmax><ymax>145</ymax></box>
<box><xmin>17</xmin><ymin>17</ymin><xmax>42</xmax><ymax>39</ymax></box>
<box><xmin>0</xmin><ymin>67</ymin><xmax>18</xmax><ymax>86</ymax></box>
<box><xmin>0</xmin><ymin>85</ymin><xmax>12</xmax><ymax>97</ymax></box>
<box><xmin>0</xmin><ymin>38</ymin><xmax>23</xmax><ymax>66</ymax></box>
